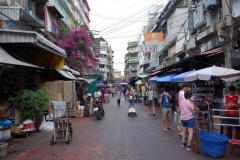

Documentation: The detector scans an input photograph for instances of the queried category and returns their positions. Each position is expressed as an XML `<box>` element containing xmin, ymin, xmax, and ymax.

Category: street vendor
<box><xmin>223</xmin><ymin>86</ymin><xmax>240</xmax><ymax>139</ymax></box>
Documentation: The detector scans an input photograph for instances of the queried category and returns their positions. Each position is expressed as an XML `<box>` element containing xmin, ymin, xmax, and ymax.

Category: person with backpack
<box><xmin>146</xmin><ymin>86</ymin><xmax>157</xmax><ymax>116</ymax></box>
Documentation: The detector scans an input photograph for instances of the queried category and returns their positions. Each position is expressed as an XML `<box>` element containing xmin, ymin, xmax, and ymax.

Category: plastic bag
<box><xmin>39</xmin><ymin>116</ymin><xmax>54</xmax><ymax>132</ymax></box>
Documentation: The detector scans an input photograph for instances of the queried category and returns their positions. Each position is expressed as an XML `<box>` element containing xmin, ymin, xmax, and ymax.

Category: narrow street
<box><xmin>3</xmin><ymin>96</ymin><xmax>233</xmax><ymax>160</ymax></box>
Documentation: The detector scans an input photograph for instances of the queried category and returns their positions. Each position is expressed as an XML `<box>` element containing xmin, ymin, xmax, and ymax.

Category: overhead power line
<box><xmin>99</xmin><ymin>0</ymin><xmax>168</xmax><ymax>32</ymax></box>
<box><xmin>99</xmin><ymin>2</ymin><xmax>169</xmax><ymax>36</ymax></box>
<box><xmin>92</xmin><ymin>0</ymin><xmax>145</xmax><ymax>27</ymax></box>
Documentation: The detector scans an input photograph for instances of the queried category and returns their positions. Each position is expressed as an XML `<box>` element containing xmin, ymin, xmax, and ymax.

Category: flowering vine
<box><xmin>53</xmin><ymin>21</ymin><xmax>98</xmax><ymax>74</ymax></box>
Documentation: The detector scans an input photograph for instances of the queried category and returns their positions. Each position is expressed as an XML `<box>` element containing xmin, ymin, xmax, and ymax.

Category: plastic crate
<box><xmin>200</xmin><ymin>132</ymin><xmax>228</xmax><ymax>159</ymax></box>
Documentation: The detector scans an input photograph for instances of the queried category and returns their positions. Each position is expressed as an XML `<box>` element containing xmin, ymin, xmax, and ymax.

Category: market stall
<box><xmin>181</xmin><ymin>66</ymin><xmax>240</xmax><ymax>158</ymax></box>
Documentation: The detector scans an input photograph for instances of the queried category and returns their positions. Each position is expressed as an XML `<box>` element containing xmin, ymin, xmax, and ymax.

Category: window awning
<box><xmin>56</xmin><ymin>70</ymin><xmax>76</xmax><ymax>80</ymax></box>
<box><xmin>0</xmin><ymin>46</ymin><xmax>40</xmax><ymax>68</ymax></box>
<box><xmin>20</xmin><ymin>10</ymin><xmax>45</xmax><ymax>28</ymax></box>
<box><xmin>64</xmin><ymin>65</ymin><xmax>80</xmax><ymax>76</ymax></box>
<box><xmin>0</xmin><ymin>6</ymin><xmax>21</xmax><ymax>21</ymax></box>
<box><xmin>86</xmin><ymin>79</ymin><xmax>96</xmax><ymax>84</ymax></box>
<box><xmin>46</xmin><ymin>3</ymin><xmax>64</xmax><ymax>18</ymax></box>
<box><xmin>0</xmin><ymin>29</ymin><xmax>66</xmax><ymax>58</ymax></box>
<box><xmin>145</xmin><ymin>60</ymin><xmax>157</xmax><ymax>71</ymax></box>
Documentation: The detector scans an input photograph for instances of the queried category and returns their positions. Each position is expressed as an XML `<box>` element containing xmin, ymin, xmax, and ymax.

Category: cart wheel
<box><xmin>135</xmin><ymin>113</ymin><xmax>137</xmax><ymax>116</ymax></box>
<box><xmin>66</xmin><ymin>133</ymin><xmax>72</xmax><ymax>144</ymax></box>
<box><xmin>192</xmin><ymin>143</ymin><xmax>199</xmax><ymax>154</ymax></box>
<box><xmin>51</xmin><ymin>135</ymin><xmax>54</xmax><ymax>145</ymax></box>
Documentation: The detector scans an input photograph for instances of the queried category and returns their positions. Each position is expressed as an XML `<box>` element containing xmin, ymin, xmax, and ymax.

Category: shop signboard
<box><xmin>139</xmin><ymin>44</ymin><xmax>155</xmax><ymax>52</ymax></box>
<box><xmin>31</xmin><ymin>54</ymin><xmax>64</xmax><ymax>69</ymax></box>
<box><xmin>144</xmin><ymin>32</ymin><xmax>164</xmax><ymax>44</ymax></box>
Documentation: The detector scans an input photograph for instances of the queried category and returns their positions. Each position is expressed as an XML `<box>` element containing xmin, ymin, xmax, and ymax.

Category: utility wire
<box><xmin>92</xmin><ymin>0</ymin><xmax>145</xmax><ymax>27</ymax></box>
<box><xmin>99</xmin><ymin>1</ymin><xmax>170</xmax><ymax>36</ymax></box>
<box><xmin>99</xmin><ymin>0</ymin><xmax>167</xmax><ymax>32</ymax></box>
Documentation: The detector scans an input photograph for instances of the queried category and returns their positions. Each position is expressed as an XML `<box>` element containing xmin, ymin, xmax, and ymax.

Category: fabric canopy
<box><xmin>56</xmin><ymin>70</ymin><xmax>76</xmax><ymax>80</ymax></box>
<box><xmin>185</xmin><ymin>66</ymin><xmax>240</xmax><ymax>81</ymax></box>
<box><xmin>86</xmin><ymin>79</ymin><xmax>96</xmax><ymax>84</ymax></box>
<box><xmin>0</xmin><ymin>46</ymin><xmax>40</xmax><ymax>68</ymax></box>
<box><xmin>137</xmin><ymin>74</ymin><xmax>148</xmax><ymax>78</ymax></box>
<box><xmin>97</xmin><ymin>83</ymin><xmax>106</xmax><ymax>87</ymax></box>
<box><xmin>149</xmin><ymin>76</ymin><xmax>158</xmax><ymax>82</ymax></box>
<box><xmin>156</xmin><ymin>74</ymin><xmax>177</xmax><ymax>82</ymax></box>
<box><xmin>135</xmin><ymin>80</ymin><xmax>143</xmax><ymax>85</ymax></box>
<box><xmin>171</xmin><ymin>70</ymin><xmax>195</xmax><ymax>82</ymax></box>
<box><xmin>145</xmin><ymin>60</ymin><xmax>157</xmax><ymax>71</ymax></box>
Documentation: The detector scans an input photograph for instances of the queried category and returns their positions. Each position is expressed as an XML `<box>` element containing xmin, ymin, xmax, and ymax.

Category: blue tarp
<box><xmin>156</xmin><ymin>74</ymin><xmax>177</xmax><ymax>82</ymax></box>
<box><xmin>171</xmin><ymin>70</ymin><xmax>195</xmax><ymax>82</ymax></box>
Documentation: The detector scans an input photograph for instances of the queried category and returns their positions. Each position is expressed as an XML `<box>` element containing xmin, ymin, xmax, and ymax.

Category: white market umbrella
<box><xmin>184</xmin><ymin>66</ymin><xmax>240</xmax><ymax>82</ymax></box>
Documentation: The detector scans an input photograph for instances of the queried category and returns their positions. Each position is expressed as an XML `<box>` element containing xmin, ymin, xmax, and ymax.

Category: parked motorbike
<box><xmin>93</xmin><ymin>98</ymin><xmax>105</xmax><ymax>120</ymax></box>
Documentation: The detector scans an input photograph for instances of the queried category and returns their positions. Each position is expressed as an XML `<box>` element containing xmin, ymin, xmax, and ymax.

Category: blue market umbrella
<box><xmin>171</xmin><ymin>70</ymin><xmax>195</xmax><ymax>82</ymax></box>
<box><xmin>156</xmin><ymin>74</ymin><xmax>178</xmax><ymax>82</ymax></box>
<box><xmin>97</xmin><ymin>83</ymin><xmax>107</xmax><ymax>87</ymax></box>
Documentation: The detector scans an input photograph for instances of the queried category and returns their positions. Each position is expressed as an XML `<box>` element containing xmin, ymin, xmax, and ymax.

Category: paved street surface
<box><xmin>3</xmin><ymin>96</ymin><xmax>237</xmax><ymax>160</ymax></box>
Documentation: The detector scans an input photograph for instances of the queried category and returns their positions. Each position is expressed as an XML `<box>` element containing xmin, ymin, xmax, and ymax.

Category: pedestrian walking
<box><xmin>158</xmin><ymin>88</ymin><xmax>173</xmax><ymax>131</ymax></box>
<box><xmin>179</xmin><ymin>91</ymin><xmax>199</xmax><ymax>151</ymax></box>
<box><xmin>146</xmin><ymin>86</ymin><xmax>156</xmax><ymax>116</ymax></box>
<box><xmin>115</xmin><ymin>87</ymin><xmax>123</xmax><ymax>106</ymax></box>
<box><xmin>127</xmin><ymin>91</ymin><xmax>135</xmax><ymax>108</ymax></box>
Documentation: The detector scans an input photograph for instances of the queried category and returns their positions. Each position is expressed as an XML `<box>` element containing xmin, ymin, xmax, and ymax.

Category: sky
<box><xmin>87</xmin><ymin>0</ymin><xmax>168</xmax><ymax>75</ymax></box>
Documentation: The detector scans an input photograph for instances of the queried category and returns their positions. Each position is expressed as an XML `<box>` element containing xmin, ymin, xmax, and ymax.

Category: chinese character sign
<box><xmin>139</xmin><ymin>44</ymin><xmax>155</xmax><ymax>52</ymax></box>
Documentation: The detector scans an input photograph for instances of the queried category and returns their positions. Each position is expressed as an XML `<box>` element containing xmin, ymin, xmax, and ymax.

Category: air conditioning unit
<box><xmin>162</xmin><ymin>61</ymin><xmax>167</xmax><ymax>67</ymax></box>
<box><xmin>204</xmin><ymin>0</ymin><xmax>219</xmax><ymax>9</ymax></box>
<box><xmin>175</xmin><ymin>57</ymin><xmax>180</xmax><ymax>62</ymax></box>
<box><xmin>186</xmin><ymin>38</ymin><xmax>196</xmax><ymax>50</ymax></box>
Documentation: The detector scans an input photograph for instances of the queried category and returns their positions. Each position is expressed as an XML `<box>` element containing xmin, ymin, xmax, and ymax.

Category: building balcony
<box><xmin>128</xmin><ymin>58</ymin><xmax>138</xmax><ymax>64</ymax></box>
<box><xmin>130</xmin><ymin>67</ymin><xmax>138</xmax><ymax>71</ymax></box>
<box><xmin>99</xmin><ymin>68</ymin><xmax>108</xmax><ymax>72</ymax></box>
<box><xmin>46</xmin><ymin>1</ymin><xmax>64</xmax><ymax>18</ymax></box>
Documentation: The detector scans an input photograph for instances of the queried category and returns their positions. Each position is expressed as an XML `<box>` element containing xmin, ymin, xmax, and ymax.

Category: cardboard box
<box><xmin>10</xmin><ymin>126</ymin><xmax>22</xmax><ymax>134</ymax></box>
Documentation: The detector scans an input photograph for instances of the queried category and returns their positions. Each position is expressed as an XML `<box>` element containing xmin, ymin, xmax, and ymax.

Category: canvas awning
<box><xmin>56</xmin><ymin>70</ymin><xmax>76</xmax><ymax>80</ymax></box>
<box><xmin>20</xmin><ymin>10</ymin><xmax>45</xmax><ymax>28</ymax></box>
<box><xmin>64</xmin><ymin>65</ymin><xmax>80</xmax><ymax>76</ymax></box>
<box><xmin>0</xmin><ymin>29</ymin><xmax>66</xmax><ymax>58</ymax></box>
<box><xmin>0</xmin><ymin>6</ymin><xmax>21</xmax><ymax>21</ymax></box>
<box><xmin>0</xmin><ymin>46</ymin><xmax>40</xmax><ymax>68</ymax></box>
<box><xmin>86</xmin><ymin>79</ymin><xmax>96</xmax><ymax>84</ymax></box>
<box><xmin>137</xmin><ymin>74</ymin><xmax>148</xmax><ymax>78</ymax></box>
<box><xmin>156</xmin><ymin>74</ymin><xmax>177</xmax><ymax>83</ymax></box>
<box><xmin>145</xmin><ymin>60</ymin><xmax>157</xmax><ymax>71</ymax></box>
<box><xmin>171</xmin><ymin>70</ymin><xmax>195</xmax><ymax>82</ymax></box>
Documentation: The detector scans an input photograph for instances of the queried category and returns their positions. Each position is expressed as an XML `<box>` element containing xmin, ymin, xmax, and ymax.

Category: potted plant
<box><xmin>13</xmin><ymin>87</ymin><xmax>50</xmax><ymax>132</ymax></box>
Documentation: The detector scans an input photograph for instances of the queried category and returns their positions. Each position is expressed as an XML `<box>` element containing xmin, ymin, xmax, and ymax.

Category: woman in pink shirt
<box><xmin>179</xmin><ymin>91</ymin><xmax>199</xmax><ymax>151</ymax></box>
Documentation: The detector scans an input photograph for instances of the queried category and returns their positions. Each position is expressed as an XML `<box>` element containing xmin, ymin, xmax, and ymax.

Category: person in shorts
<box><xmin>146</xmin><ymin>86</ymin><xmax>156</xmax><ymax>116</ymax></box>
<box><xmin>179</xmin><ymin>91</ymin><xmax>199</xmax><ymax>151</ymax></box>
<box><xmin>159</xmin><ymin>88</ymin><xmax>173</xmax><ymax>131</ymax></box>
<box><xmin>177</xmin><ymin>83</ymin><xmax>191</xmax><ymax>138</ymax></box>
<box><xmin>222</xmin><ymin>86</ymin><xmax>240</xmax><ymax>139</ymax></box>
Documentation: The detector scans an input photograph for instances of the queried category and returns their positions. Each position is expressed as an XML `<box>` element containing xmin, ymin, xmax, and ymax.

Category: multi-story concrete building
<box><xmin>135</xmin><ymin>0</ymin><xmax>239</xmax><ymax>77</ymax></box>
<box><xmin>113</xmin><ymin>70</ymin><xmax>121</xmax><ymax>82</ymax></box>
<box><xmin>94</xmin><ymin>37</ymin><xmax>114</xmax><ymax>80</ymax></box>
<box><xmin>124</xmin><ymin>41</ymin><xmax>139</xmax><ymax>80</ymax></box>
